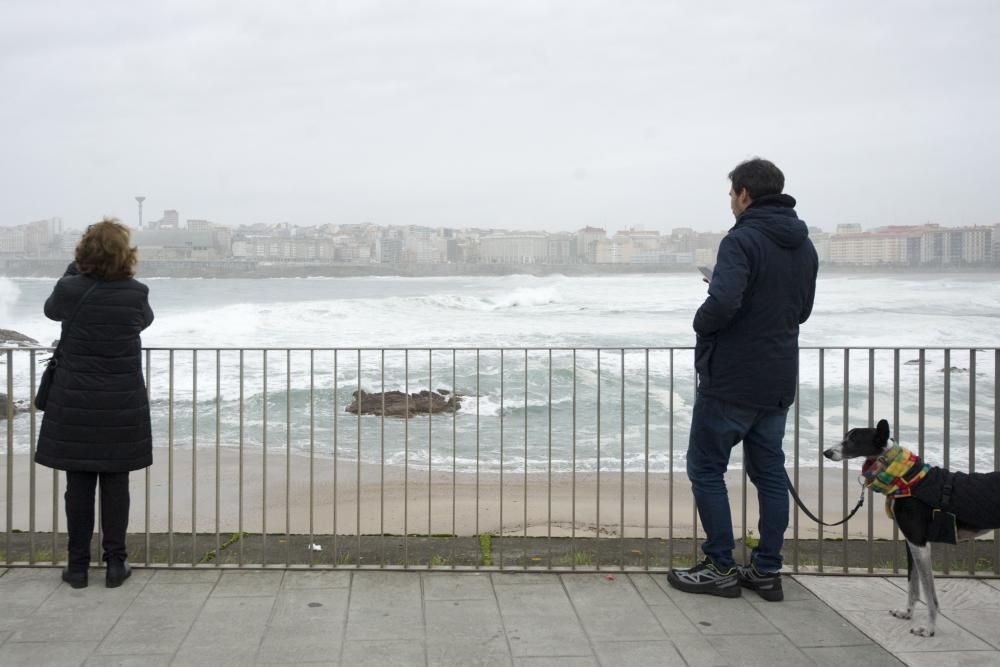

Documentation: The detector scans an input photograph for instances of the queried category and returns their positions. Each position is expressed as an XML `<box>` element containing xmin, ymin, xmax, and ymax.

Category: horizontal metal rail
<box><xmin>0</xmin><ymin>346</ymin><xmax>997</xmax><ymax>574</ymax></box>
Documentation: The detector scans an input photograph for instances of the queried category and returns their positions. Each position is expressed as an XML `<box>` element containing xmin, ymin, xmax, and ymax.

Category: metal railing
<box><xmin>2</xmin><ymin>346</ymin><xmax>997</xmax><ymax>574</ymax></box>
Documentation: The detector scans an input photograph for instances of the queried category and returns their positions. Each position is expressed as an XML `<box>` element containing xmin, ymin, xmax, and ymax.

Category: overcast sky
<box><xmin>1</xmin><ymin>0</ymin><xmax>997</xmax><ymax>233</ymax></box>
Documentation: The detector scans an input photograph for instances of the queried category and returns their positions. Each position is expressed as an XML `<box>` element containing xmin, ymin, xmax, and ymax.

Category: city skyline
<box><xmin>4</xmin><ymin>212</ymin><xmax>999</xmax><ymax>270</ymax></box>
<box><xmin>1</xmin><ymin>2</ymin><xmax>998</xmax><ymax>232</ymax></box>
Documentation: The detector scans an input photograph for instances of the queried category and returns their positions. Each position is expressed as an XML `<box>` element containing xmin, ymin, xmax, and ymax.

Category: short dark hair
<box><xmin>728</xmin><ymin>158</ymin><xmax>784</xmax><ymax>199</ymax></box>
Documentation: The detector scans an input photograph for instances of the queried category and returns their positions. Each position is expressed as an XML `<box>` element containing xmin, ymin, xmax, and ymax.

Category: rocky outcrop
<box><xmin>0</xmin><ymin>393</ymin><xmax>32</xmax><ymax>419</ymax></box>
<box><xmin>346</xmin><ymin>389</ymin><xmax>461</xmax><ymax>417</ymax></box>
<box><xmin>0</xmin><ymin>329</ymin><xmax>41</xmax><ymax>348</ymax></box>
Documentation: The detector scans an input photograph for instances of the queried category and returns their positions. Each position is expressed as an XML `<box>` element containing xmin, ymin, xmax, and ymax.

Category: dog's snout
<box><xmin>823</xmin><ymin>444</ymin><xmax>844</xmax><ymax>461</ymax></box>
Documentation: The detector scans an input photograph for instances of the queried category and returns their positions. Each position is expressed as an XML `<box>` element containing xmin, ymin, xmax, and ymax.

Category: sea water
<box><xmin>3</xmin><ymin>273</ymin><xmax>999</xmax><ymax>472</ymax></box>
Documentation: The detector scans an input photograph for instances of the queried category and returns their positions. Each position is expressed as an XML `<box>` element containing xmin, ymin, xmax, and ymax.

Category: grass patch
<box><xmin>198</xmin><ymin>531</ymin><xmax>246</xmax><ymax>564</ymax></box>
<box><xmin>479</xmin><ymin>534</ymin><xmax>492</xmax><ymax>566</ymax></box>
<box><xmin>555</xmin><ymin>551</ymin><xmax>594</xmax><ymax>567</ymax></box>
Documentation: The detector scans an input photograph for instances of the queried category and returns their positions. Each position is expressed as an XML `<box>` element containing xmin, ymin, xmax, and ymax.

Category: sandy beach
<box><xmin>1</xmin><ymin>445</ymin><xmax>898</xmax><ymax>541</ymax></box>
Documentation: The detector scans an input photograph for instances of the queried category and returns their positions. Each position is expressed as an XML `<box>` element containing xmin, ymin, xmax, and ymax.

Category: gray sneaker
<box><xmin>737</xmin><ymin>563</ymin><xmax>783</xmax><ymax>601</ymax></box>
<box><xmin>667</xmin><ymin>559</ymin><xmax>740</xmax><ymax>598</ymax></box>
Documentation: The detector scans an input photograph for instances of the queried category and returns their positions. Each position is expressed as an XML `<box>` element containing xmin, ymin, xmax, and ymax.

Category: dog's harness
<box><xmin>861</xmin><ymin>444</ymin><xmax>930</xmax><ymax>499</ymax></box>
<box><xmin>861</xmin><ymin>444</ymin><xmax>961</xmax><ymax>540</ymax></box>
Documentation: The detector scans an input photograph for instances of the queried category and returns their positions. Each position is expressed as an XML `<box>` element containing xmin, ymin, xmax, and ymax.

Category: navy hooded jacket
<box><xmin>693</xmin><ymin>194</ymin><xmax>818</xmax><ymax>410</ymax></box>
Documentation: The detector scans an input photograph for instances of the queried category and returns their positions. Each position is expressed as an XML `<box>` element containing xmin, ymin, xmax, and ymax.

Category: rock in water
<box><xmin>0</xmin><ymin>329</ymin><xmax>41</xmax><ymax>348</ymax></box>
<box><xmin>346</xmin><ymin>389</ymin><xmax>462</xmax><ymax>417</ymax></box>
<box><xmin>1</xmin><ymin>393</ymin><xmax>32</xmax><ymax>419</ymax></box>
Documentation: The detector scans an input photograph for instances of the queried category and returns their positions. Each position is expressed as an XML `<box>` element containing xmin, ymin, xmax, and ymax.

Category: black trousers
<box><xmin>64</xmin><ymin>471</ymin><xmax>130</xmax><ymax>571</ymax></box>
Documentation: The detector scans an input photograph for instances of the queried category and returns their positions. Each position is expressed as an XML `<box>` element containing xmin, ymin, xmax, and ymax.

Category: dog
<box><xmin>823</xmin><ymin>419</ymin><xmax>1000</xmax><ymax>636</ymax></box>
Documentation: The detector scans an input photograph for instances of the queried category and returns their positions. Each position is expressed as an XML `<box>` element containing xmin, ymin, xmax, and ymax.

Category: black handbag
<box><xmin>34</xmin><ymin>281</ymin><xmax>99</xmax><ymax>411</ymax></box>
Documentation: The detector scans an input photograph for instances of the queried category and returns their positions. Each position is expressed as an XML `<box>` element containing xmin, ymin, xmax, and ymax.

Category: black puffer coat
<box><xmin>35</xmin><ymin>263</ymin><xmax>154</xmax><ymax>472</ymax></box>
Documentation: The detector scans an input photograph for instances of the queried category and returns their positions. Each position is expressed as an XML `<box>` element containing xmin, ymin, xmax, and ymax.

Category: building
<box><xmin>828</xmin><ymin>231</ymin><xmax>911</xmax><ymax>265</ymax></box>
<box><xmin>575</xmin><ymin>227</ymin><xmax>607</xmax><ymax>263</ymax></box>
<box><xmin>376</xmin><ymin>237</ymin><xmax>403</xmax><ymax>264</ymax></box>
<box><xmin>133</xmin><ymin>229</ymin><xmax>218</xmax><ymax>260</ymax></box>
<box><xmin>479</xmin><ymin>233</ymin><xmax>549</xmax><ymax>264</ymax></box>
<box><xmin>919</xmin><ymin>226</ymin><xmax>994</xmax><ymax>265</ymax></box>
<box><xmin>825</xmin><ymin>224</ymin><xmax>997</xmax><ymax>266</ymax></box>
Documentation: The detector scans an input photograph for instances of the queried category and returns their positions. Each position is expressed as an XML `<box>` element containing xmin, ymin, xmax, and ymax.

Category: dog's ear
<box><xmin>876</xmin><ymin>419</ymin><xmax>890</xmax><ymax>444</ymax></box>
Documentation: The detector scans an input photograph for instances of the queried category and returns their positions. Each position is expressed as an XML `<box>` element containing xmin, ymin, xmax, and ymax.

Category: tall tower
<box><xmin>135</xmin><ymin>196</ymin><xmax>146</xmax><ymax>229</ymax></box>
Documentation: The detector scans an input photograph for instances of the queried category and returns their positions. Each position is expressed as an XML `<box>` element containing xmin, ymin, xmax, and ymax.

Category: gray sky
<box><xmin>1</xmin><ymin>0</ymin><xmax>997</xmax><ymax>233</ymax></box>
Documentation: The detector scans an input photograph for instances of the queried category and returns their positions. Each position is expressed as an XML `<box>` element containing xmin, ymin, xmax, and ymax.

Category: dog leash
<box><xmin>785</xmin><ymin>470</ymin><xmax>866</xmax><ymax>527</ymax></box>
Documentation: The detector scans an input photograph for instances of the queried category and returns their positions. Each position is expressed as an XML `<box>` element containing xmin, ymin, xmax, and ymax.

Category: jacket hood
<box><xmin>736</xmin><ymin>193</ymin><xmax>809</xmax><ymax>249</ymax></box>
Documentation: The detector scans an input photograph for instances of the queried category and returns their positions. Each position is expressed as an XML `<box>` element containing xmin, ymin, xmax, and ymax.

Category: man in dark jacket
<box><xmin>668</xmin><ymin>158</ymin><xmax>818</xmax><ymax>601</ymax></box>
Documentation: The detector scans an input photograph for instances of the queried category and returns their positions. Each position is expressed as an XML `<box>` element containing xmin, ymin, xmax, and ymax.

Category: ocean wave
<box><xmin>0</xmin><ymin>277</ymin><xmax>21</xmax><ymax>324</ymax></box>
<box><xmin>407</xmin><ymin>286</ymin><xmax>563</xmax><ymax>312</ymax></box>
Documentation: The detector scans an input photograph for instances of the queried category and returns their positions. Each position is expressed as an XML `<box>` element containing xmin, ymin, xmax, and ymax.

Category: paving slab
<box><xmin>629</xmin><ymin>573</ymin><xmax>676</xmax><ymax>606</ymax></box>
<box><xmin>666</xmin><ymin>633</ymin><xmax>728</xmax><ymax>667</ymax></box>
<box><xmin>794</xmin><ymin>574</ymin><xmax>911</xmax><ymax>611</ymax></box>
<box><xmin>512</xmin><ymin>658</ymin><xmax>598</xmax><ymax>667</ymax></box>
<box><xmin>839</xmin><ymin>608</ymin><xmax>993</xmax><ymax>653</ymax></box>
<box><xmin>745</xmin><ymin>597</ymin><xmax>873</xmax><ymax>648</ymax></box>
<box><xmin>84</xmin><ymin>655</ymin><xmax>173</xmax><ymax>666</ymax></box>
<box><xmin>896</xmin><ymin>651</ymin><xmax>1000</xmax><ymax>666</ymax></box>
<box><xmin>425</xmin><ymin>598</ymin><xmax>511</xmax><ymax>666</ymax></box>
<box><xmin>592</xmin><ymin>640</ymin><xmax>685</xmax><ymax>666</ymax></box>
<box><xmin>562</xmin><ymin>574</ymin><xmax>666</xmax><ymax>642</ymax></box>
<box><xmin>661</xmin><ymin>584</ymin><xmax>777</xmax><ymax>636</ymax></box>
<box><xmin>887</xmin><ymin>577</ymin><xmax>1000</xmax><ymax>610</ymax></box>
<box><xmin>10</xmin><ymin>571</ymin><xmax>151</xmax><ymax>643</ymax></box>
<box><xmin>210</xmin><ymin>569</ymin><xmax>283</xmax><ymax>597</ymax></box>
<box><xmin>148</xmin><ymin>568</ymin><xmax>221</xmax><ymax>585</ymax></box>
<box><xmin>422</xmin><ymin>571</ymin><xmax>495</xmax><ymax>600</ymax></box>
<box><xmin>941</xmin><ymin>609</ymin><xmax>1000</xmax><ymax>649</ymax></box>
<box><xmin>95</xmin><ymin>582</ymin><xmax>213</xmax><ymax>655</ymax></box>
<box><xmin>0</xmin><ymin>640</ymin><xmax>100</xmax><ymax>667</ymax></box>
<box><xmin>345</xmin><ymin>571</ymin><xmax>424</xmax><ymax>642</ymax></box>
<box><xmin>493</xmin><ymin>573</ymin><xmax>562</xmax><ymax>586</ymax></box>
<box><xmin>801</xmin><ymin>575</ymin><xmax>1000</xmax><ymax>662</ymax></box>
<box><xmin>802</xmin><ymin>645</ymin><xmax>904</xmax><ymax>666</ymax></box>
<box><xmin>340</xmin><ymin>639</ymin><xmax>426</xmax><ymax>666</ymax></box>
<box><xmin>493</xmin><ymin>576</ymin><xmax>591</xmax><ymax>658</ymax></box>
<box><xmin>0</xmin><ymin>567</ymin><xmax>69</xmax><ymax>631</ymax></box>
<box><xmin>281</xmin><ymin>570</ymin><xmax>351</xmax><ymax>590</ymax></box>
<box><xmin>707</xmin><ymin>634</ymin><xmax>812</xmax><ymax>667</ymax></box>
<box><xmin>172</xmin><ymin>595</ymin><xmax>275</xmax><ymax>664</ymax></box>
<box><xmin>256</xmin><ymin>589</ymin><xmax>349</xmax><ymax>664</ymax></box>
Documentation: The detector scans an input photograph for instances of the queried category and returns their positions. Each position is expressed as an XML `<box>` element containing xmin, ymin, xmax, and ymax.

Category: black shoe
<box><xmin>667</xmin><ymin>559</ymin><xmax>740</xmax><ymax>598</ymax></box>
<box><xmin>738</xmin><ymin>563</ymin><xmax>783</xmax><ymax>601</ymax></box>
<box><xmin>61</xmin><ymin>567</ymin><xmax>88</xmax><ymax>589</ymax></box>
<box><xmin>105</xmin><ymin>558</ymin><xmax>132</xmax><ymax>588</ymax></box>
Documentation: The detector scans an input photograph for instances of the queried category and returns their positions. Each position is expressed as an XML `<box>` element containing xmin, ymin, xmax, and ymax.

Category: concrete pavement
<box><xmin>1</xmin><ymin>566</ymin><xmax>998</xmax><ymax>665</ymax></box>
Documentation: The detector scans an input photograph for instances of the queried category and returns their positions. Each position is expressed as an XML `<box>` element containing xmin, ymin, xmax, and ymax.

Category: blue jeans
<box><xmin>686</xmin><ymin>394</ymin><xmax>789</xmax><ymax>572</ymax></box>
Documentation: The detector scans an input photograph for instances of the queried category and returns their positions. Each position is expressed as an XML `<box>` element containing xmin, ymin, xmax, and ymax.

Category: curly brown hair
<box><xmin>74</xmin><ymin>218</ymin><xmax>138</xmax><ymax>280</ymax></box>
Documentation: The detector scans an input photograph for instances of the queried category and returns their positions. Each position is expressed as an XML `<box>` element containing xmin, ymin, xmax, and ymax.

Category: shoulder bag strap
<box><xmin>53</xmin><ymin>279</ymin><xmax>100</xmax><ymax>357</ymax></box>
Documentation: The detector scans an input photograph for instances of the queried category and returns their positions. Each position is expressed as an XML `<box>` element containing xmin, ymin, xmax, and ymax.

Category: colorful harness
<box><xmin>861</xmin><ymin>443</ymin><xmax>931</xmax><ymax>520</ymax></box>
<box><xmin>861</xmin><ymin>443</ymin><xmax>930</xmax><ymax>497</ymax></box>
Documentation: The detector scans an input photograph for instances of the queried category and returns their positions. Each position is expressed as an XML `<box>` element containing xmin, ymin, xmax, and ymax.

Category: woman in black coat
<box><xmin>35</xmin><ymin>218</ymin><xmax>154</xmax><ymax>589</ymax></box>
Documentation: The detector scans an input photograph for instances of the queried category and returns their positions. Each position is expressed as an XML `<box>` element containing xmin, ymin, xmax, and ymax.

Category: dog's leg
<box><xmin>891</xmin><ymin>541</ymin><xmax>919</xmax><ymax>621</ymax></box>
<box><xmin>908</xmin><ymin>541</ymin><xmax>938</xmax><ymax>637</ymax></box>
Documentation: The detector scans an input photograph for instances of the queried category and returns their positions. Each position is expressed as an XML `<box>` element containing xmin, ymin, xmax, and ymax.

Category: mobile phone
<box><xmin>697</xmin><ymin>266</ymin><xmax>713</xmax><ymax>281</ymax></box>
